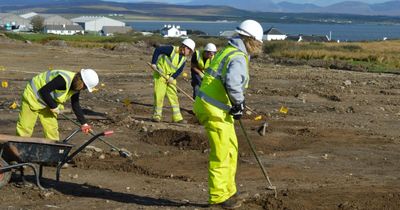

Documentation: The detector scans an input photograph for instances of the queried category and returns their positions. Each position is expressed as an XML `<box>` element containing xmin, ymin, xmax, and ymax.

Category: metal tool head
<box><xmin>119</xmin><ymin>149</ymin><xmax>132</xmax><ymax>158</ymax></box>
<box><xmin>257</xmin><ymin>121</ymin><xmax>268</xmax><ymax>136</ymax></box>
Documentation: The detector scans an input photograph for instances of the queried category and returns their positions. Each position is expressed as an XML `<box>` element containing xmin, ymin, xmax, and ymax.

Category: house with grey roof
<box><xmin>44</xmin><ymin>24</ymin><xmax>84</xmax><ymax>35</ymax></box>
<box><xmin>71</xmin><ymin>16</ymin><xmax>125</xmax><ymax>32</ymax></box>
<box><xmin>0</xmin><ymin>13</ymin><xmax>31</xmax><ymax>31</ymax></box>
<box><xmin>263</xmin><ymin>27</ymin><xmax>287</xmax><ymax>41</ymax></box>
<box><xmin>286</xmin><ymin>34</ymin><xmax>330</xmax><ymax>42</ymax></box>
<box><xmin>101</xmin><ymin>26</ymin><xmax>132</xmax><ymax>36</ymax></box>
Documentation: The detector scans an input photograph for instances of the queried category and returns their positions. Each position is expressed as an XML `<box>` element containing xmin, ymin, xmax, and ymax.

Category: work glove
<box><xmin>81</xmin><ymin>123</ymin><xmax>92</xmax><ymax>134</ymax></box>
<box><xmin>167</xmin><ymin>76</ymin><xmax>175</xmax><ymax>84</ymax></box>
<box><xmin>50</xmin><ymin>107</ymin><xmax>60</xmax><ymax>115</ymax></box>
<box><xmin>229</xmin><ymin>101</ymin><xmax>245</xmax><ymax>120</ymax></box>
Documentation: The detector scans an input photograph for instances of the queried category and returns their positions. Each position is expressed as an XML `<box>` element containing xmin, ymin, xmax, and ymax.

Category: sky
<box><xmin>106</xmin><ymin>0</ymin><xmax>391</xmax><ymax>6</ymax></box>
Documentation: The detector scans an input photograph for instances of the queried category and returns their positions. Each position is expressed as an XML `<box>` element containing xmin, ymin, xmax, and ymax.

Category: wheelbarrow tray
<box><xmin>0</xmin><ymin>134</ymin><xmax>73</xmax><ymax>164</ymax></box>
<box><xmin>1</xmin><ymin>141</ymin><xmax>73</xmax><ymax>164</ymax></box>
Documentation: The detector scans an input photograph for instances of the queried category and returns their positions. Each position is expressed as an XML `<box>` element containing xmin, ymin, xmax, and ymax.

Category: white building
<box><xmin>71</xmin><ymin>16</ymin><xmax>125</xmax><ymax>32</ymax></box>
<box><xmin>0</xmin><ymin>13</ymin><xmax>31</xmax><ymax>31</ymax></box>
<box><xmin>44</xmin><ymin>24</ymin><xmax>84</xmax><ymax>35</ymax></box>
<box><xmin>263</xmin><ymin>27</ymin><xmax>287</xmax><ymax>41</ymax></box>
<box><xmin>20</xmin><ymin>12</ymin><xmax>38</xmax><ymax>19</ymax></box>
<box><xmin>101</xmin><ymin>26</ymin><xmax>132</xmax><ymax>36</ymax></box>
<box><xmin>160</xmin><ymin>24</ymin><xmax>187</xmax><ymax>38</ymax></box>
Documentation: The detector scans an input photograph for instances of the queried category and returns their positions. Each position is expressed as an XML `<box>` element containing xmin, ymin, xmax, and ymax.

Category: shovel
<box><xmin>60</xmin><ymin>113</ymin><xmax>132</xmax><ymax>158</ymax></box>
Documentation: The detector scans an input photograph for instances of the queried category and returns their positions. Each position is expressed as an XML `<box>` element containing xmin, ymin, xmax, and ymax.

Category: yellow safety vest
<box><xmin>156</xmin><ymin>46</ymin><xmax>186</xmax><ymax>76</ymax></box>
<box><xmin>197</xmin><ymin>45</ymin><xmax>249</xmax><ymax>111</ymax></box>
<box><xmin>22</xmin><ymin>70</ymin><xmax>77</xmax><ymax>110</ymax></box>
<box><xmin>195</xmin><ymin>50</ymin><xmax>213</xmax><ymax>70</ymax></box>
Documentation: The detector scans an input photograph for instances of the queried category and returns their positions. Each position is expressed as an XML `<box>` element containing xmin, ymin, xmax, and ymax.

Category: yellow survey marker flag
<box><xmin>123</xmin><ymin>98</ymin><xmax>131</xmax><ymax>107</ymax></box>
<box><xmin>1</xmin><ymin>81</ymin><xmax>8</xmax><ymax>88</ymax></box>
<box><xmin>254</xmin><ymin>115</ymin><xmax>262</xmax><ymax>121</ymax></box>
<box><xmin>9</xmin><ymin>101</ymin><xmax>18</xmax><ymax>109</ymax></box>
<box><xmin>279</xmin><ymin>106</ymin><xmax>288</xmax><ymax>114</ymax></box>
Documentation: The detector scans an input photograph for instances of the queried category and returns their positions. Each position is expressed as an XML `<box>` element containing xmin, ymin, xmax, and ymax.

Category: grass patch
<box><xmin>264</xmin><ymin>40</ymin><xmax>400</xmax><ymax>73</ymax></box>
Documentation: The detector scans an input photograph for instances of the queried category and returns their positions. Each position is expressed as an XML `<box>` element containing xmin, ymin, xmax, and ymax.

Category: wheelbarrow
<box><xmin>0</xmin><ymin>129</ymin><xmax>113</xmax><ymax>190</ymax></box>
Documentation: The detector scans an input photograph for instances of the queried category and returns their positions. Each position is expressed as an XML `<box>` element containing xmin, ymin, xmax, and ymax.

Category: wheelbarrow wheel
<box><xmin>0</xmin><ymin>157</ymin><xmax>11</xmax><ymax>189</ymax></box>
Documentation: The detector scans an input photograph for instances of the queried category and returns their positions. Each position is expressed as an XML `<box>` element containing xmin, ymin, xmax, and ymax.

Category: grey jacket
<box><xmin>224</xmin><ymin>37</ymin><xmax>249</xmax><ymax>105</ymax></box>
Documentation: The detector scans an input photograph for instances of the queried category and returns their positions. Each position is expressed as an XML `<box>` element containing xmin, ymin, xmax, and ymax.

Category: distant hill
<box><xmin>0</xmin><ymin>0</ymin><xmax>399</xmax><ymax>24</ymax></box>
<box><xmin>187</xmin><ymin>0</ymin><xmax>400</xmax><ymax>16</ymax></box>
<box><xmin>186</xmin><ymin>0</ymin><xmax>279</xmax><ymax>12</ymax></box>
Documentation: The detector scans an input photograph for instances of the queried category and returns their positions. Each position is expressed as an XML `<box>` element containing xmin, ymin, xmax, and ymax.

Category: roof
<box><xmin>20</xmin><ymin>12</ymin><xmax>38</xmax><ymax>19</ymax></box>
<box><xmin>264</xmin><ymin>27</ymin><xmax>285</xmax><ymax>35</ymax></box>
<box><xmin>71</xmin><ymin>16</ymin><xmax>124</xmax><ymax>24</ymax></box>
<box><xmin>160</xmin><ymin>25</ymin><xmax>185</xmax><ymax>31</ymax></box>
<box><xmin>102</xmin><ymin>26</ymin><xmax>132</xmax><ymax>34</ymax></box>
<box><xmin>302</xmin><ymin>35</ymin><xmax>329</xmax><ymax>42</ymax></box>
<box><xmin>44</xmin><ymin>25</ymin><xmax>84</xmax><ymax>31</ymax></box>
<box><xmin>0</xmin><ymin>13</ymin><xmax>31</xmax><ymax>26</ymax></box>
<box><xmin>219</xmin><ymin>30</ymin><xmax>236</xmax><ymax>37</ymax></box>
<box><xmin>287</xmin><ymin>34</ymin><xmax>330</xmax><ymax>42</ymax></box>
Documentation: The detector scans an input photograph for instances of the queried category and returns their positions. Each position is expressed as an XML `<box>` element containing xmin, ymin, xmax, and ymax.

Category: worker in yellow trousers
<box><xmin>193</xmin><ymin>20</ymin><xmax>264</xmax><ymax>209</ymax></box>
<box><xmin>16</xmin><ymin>69</ymin><xmax>99</xmax><ymax>140</ymax></box>
<box><xmin>151</xmin><ymin>38</ymin><xmax>195</xmax><ymax>123</ymax></box>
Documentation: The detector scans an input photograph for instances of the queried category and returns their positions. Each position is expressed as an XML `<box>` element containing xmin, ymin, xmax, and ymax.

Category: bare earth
<box><xmin>0</xmin><ymin>38</ymin><xmax>399</xmax><ymax>210</ymax></box>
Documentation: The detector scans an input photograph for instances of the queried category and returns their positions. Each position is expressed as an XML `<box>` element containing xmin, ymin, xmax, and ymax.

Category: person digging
<box><xmin>150</xmin><ymin>38</ymin><xmax>195</xmax><ymax>123</ymax></box>
<box><xmin>193</xmin><ymin>20</ymin><xmax>264</xmax><ymax>209</ymax></box>
<box><xmin>16</xmin><ymin>69</ymin><xmax>99</xmax><ymax>140</ymax></box>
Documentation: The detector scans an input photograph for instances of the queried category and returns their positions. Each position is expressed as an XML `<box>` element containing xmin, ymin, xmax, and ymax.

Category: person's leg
<box><xmin>16</xmin><ymin>100</ymin><xmax>38</xmax><ymax>137</ymax></box>
<box><xmin>166</xmin><ymin>80</ymin><xmax>183</xmax><ymax>122</ymax></box>
<box><xmin>38</xmin><ymin>108</ymin><xmax>59</xmax><ymax>140</ymax></box>
<box><xmin>153</xmin><ymin>76</ymin><xmax>167</xmax><ymax>121</ymax></box>
<box><xmin>206</xmin><ymin>120</ymin><xmax>238</xmax><ymax>204</ymax></box>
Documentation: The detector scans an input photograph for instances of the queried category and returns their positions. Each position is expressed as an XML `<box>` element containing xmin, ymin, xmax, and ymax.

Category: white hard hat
<box><xmin>235</xmin><ymin>19</ymin><xmax>264</xmax><ymax>43</ymax></box>
<box><xmin>204</xmin><ymin>43</ymin><xmax>217</xmax><ymax>52</ymax></box>
<box><xmin>80</xmin><ymin>69</ymin><xmax>99</xmax><ymax>92</ymax></box>
<box><xmin>182</xmin><ymin>38</ymin><xmax>195</xmax><ymax>52</ymax></box>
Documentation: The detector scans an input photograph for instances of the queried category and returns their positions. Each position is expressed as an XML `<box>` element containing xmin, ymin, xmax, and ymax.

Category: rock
<box><xmin>98</xmin><ymin>154</ymin><xmax>105</xmax><ymax>160</ymax></box>
<box><xmin>40</xmin><ymin>191</ymin><xmax>54</xmax><ymax>199</ymax></box>
<box><xmin>72</xmin><ymin>174</ymin><xmax>79</xmax><ymax>179</ymax></box>
<box><xmin>141</xmin><ymin>126</ymin><xmax>148</xmax><ymax>132</ymax></box>
<box><xmin>343</xmin><ymin>80</ymin><xmax>352</xmax><ymax>86</ymax></box>
<box><xmin>85</xmin><ymin>145</ymin><xmax>103</xmax><ymax>153</ymax></box>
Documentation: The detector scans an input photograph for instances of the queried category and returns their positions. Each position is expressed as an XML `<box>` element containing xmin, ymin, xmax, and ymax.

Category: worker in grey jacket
<box><xmin>193</xmin><ymin>20</ymin><xmax>264</xmax><ymax>209</ymax></box>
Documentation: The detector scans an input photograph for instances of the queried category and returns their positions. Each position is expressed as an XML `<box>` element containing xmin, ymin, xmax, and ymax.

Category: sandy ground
<box><xmin>0</xmin><ymin>37</ymin><xmax>399</xmax><ymax>210</ymax></box>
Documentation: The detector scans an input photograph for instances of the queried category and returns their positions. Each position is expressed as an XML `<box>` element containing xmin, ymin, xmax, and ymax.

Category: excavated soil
<box><xmin>0</xmin><ymin>37</ymin><xmax>399</xmax><ymax>209</ymax></box>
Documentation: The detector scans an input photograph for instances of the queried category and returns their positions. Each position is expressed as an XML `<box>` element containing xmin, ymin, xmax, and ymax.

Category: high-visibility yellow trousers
<box><xmin>152</xmin><ymin>75</ymin><xmax>183</xmax><ymax>122</ymax></box>
<box><xmin>194</xmin><ymin>97</ymin><xmax>238</xmax><ymax>204</ymax></box>
<box><xmin>16</xmin><ymin>98</ymin><xmax>59</xmax><ymax>140</ymax></box>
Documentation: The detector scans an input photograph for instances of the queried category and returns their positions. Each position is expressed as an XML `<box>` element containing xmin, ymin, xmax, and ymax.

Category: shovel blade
<box><xmin>257</xmin><ymin>121</ymin><xmax>268</xmax><ymax>136</ymax></box>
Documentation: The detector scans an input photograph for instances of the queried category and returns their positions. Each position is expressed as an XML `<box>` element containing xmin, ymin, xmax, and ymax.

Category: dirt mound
<box><xmin>141</xmin><ymin>129</ymin><xmax>208</xmax><ymax>150</ymax></box>
<box><xmin>73</xmin><ymin>154</ymin><xmax>192</xmax><ymax>181</ymax></box>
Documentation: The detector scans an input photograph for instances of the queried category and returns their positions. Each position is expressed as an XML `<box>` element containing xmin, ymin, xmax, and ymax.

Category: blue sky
<box><xmin>105</xmin><ymin>0</ymin><xmax>390</xmax><ymax>6</ymax></box>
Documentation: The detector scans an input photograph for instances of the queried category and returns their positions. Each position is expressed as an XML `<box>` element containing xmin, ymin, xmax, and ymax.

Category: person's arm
<box><xmin>191</xmin><ymin>51</ymin><xmax>204</xmax><ymax>77</ymax></box>
<box><xmin>224</xmin><ymin>55</ymin><xmax>248</xmax><ymax>105</ymax></box>
<box><xmin>71</xmin><ymin>92</ymin><xmax>87</xmax><ymax>125</ymax></box>
<box><xmin>151</xmin><ymin>45</ymin><xmax>174</xmax><ymax>65</ymax></box>
<box><xmin>38</xmin><ymin>75</ymin><xmax>66</xmax><ymax>109</ymax></box>
<box><xmin>171</xmin><ymin>60</ymin><xmax>186</xmax><ymax>79</ymax></box>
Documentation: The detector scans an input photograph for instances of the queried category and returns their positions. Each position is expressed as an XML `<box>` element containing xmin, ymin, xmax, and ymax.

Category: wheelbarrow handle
<box><xmin>56</xmin><ymin>131</ymin><xmax>113</xmax><ymax>181</ymax></box>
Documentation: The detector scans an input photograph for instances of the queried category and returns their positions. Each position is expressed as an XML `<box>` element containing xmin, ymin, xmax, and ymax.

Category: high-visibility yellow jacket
<box><xmin>195</xmin><ymin>50</ymin><xmax>213</xmax><ymax>70</ymax></box>
<box><xmin>156</xmin><ymin>46</ymin><xmax>186</xmax><ymax>76</ymax></box>
<box><xmin>197</xmin><ymin>45</ymin><xmax>249</xmax><ymax>112</ymax></box>
<box><xmin>23</xmin><ymin>70</ymin><xmax>77</xmax><ymax>110</ymax></box>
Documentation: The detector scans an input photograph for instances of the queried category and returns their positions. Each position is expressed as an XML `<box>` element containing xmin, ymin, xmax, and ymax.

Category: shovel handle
<box><xmin>147</xmin><ymin>62</ymin><xmax>194</xmax><ymax>102</ymax></box>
